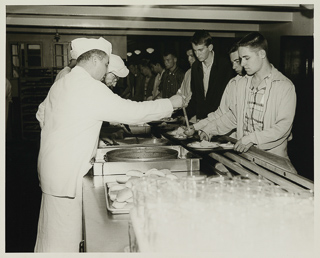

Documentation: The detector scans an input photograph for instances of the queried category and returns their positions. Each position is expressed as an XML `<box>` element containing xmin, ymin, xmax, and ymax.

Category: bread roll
<box><xmin>109</xmin><ymin>184</ymin><xmax>127</xmax><ymax>192</ymax></box>
<box><xmin>116</xmin><ymin>187</ymin><xmax>133</xmax><ymax>202</ymax></box>
<box><xmin>109</xmin><ymin>191</ymin><xmax>118</xmax><ymax>201</ymax></box>
<box><xmin>148</xmin><ymin>170</ymin><xmax>165</xmax><ymax>177</ymax></box>
<box><xmin>145</xmin><ymin>168</ymin><xmax>165</xmax><ymax>177</ymax></box>
<box><xmin>159</xmin><ymin>169</ymin><xmax>171</xmax><ymax>175</ymax></box>
<box><xmin>126</xmin><ymin>169</ymin><xmax>144</xmax><ymax>177</ymax></box>
<box><xmin>145</xmin><ymin>168</ymin><xmax>158</xmax><ymax>175</ymax></box>
<box><xmin>116</xmin><ymin>175</ymin><xmax>131</xmax><ymax>184</ymax></box>
<box><xmin>125</xmin><ymin>177</ymin><xmax>140</xmax><ymax>188</ymax></box>
<box><xmin>112</xmin><ymin>200</ymin><xmax>127</xmax><ymax>209</ymax></box>
<box><xmin>166</xmin><ymin>174</ymin><xmax>178</xmax><ymax>180</ymax></box>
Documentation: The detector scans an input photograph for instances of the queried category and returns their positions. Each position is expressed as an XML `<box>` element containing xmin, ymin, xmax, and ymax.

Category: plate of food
<box><xmin>167</xmin><ymin>127</ymin><xmax>188</xmax><ymax>139</ymax></box>
<box><xmin>187</xmin><ymin>140</ymin><xmax>220</xmax><ymax>151</ymax></box>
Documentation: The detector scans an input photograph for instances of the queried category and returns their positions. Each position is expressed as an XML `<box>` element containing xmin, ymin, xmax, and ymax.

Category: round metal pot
<box><xmin>106</xmin><ymin>147</ymin><xmax>178</xmax><ymax>162</ymax></box>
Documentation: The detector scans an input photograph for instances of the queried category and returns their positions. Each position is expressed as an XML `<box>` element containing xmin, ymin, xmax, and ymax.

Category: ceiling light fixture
<box><xmin>146</xmin><ymin>48</ymin><xmax>154</xmax><ymax>54</ymax></box>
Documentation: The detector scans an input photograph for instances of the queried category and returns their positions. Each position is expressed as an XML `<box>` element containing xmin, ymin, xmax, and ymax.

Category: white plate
<box><xmin>218</xmin><ymin>143</ymin><xmax>234</xmax><ymax>149</ymax></box>
<box><xmin>187</xmin><ymin>141</ymin><xmax>220</xmax><ymax>151</ymax></box>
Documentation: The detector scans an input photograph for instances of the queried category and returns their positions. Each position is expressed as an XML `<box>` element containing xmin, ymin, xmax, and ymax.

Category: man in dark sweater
<box><xmin>159</xmin><ymin>49</ymin><xmax>185</xmax><ymax>98</ymax></box>
<box><xmin>186</xmin><ymin>30</ymin><xmax>234</xmax><ymax>121</ymax></box>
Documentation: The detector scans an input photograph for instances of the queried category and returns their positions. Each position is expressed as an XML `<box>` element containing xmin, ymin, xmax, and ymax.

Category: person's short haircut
<box><xmin>191</xmin><ymin>30</ymin><xmax>213</xmax><ymax>47</ymax></box>
<box><xmin>163</xmin><ymin>49</ymin><xmax>178</xmax><ymax>59</ymax></box>
<box><xmin>238</xmin><ymin>32</ymin><xmax>268</xmax><ymax>55</ymax></box>
<box><xmin>77</xmin><ymin>49</ymin><xmax>107</xmax><ymax>63</ymax></box>
<box><xmin>228</xmin><ymin>42</ymin><xmax>239</xmax><ymax>55</ymax></box>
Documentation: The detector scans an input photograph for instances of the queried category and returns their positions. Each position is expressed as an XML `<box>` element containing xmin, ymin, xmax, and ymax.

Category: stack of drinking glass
<box><xmin>131</xmin><ymin>175</ymin><xmax>314</xmax><ymax>253</ymax></box>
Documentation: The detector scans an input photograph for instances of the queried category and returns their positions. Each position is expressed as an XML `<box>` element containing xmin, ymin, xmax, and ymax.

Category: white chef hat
<box><xmin>70</xmin><ymin>37</ymin><xmax>112</xmax><ymax>59</ymax></box>
<box><xmin>107</xmin><ymin>54</ymin><xmax>129</xmax><ymax>78</ymax></box>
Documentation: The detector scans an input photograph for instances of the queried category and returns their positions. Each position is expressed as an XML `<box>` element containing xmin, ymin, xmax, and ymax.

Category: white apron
<box><xmin>34</xmin><ymin>173</ymin><xmax>83</xmax><ymax>252</ymax></box>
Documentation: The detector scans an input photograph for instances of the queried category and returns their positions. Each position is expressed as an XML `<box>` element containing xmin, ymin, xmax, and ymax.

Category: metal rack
<box><xmin>207</xmin><ymin>136</ymin><xmax>313</xmax><ymax>194</ymax></box>
<box><xmin>19</xmin><ymin>67</ymin><xmax>58</xmax><ymax>140</ymax></box>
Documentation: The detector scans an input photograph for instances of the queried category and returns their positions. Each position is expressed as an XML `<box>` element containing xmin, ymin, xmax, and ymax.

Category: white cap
<box><xmin>70</xmin><ymin>48</ymin><xmax>78</xmax><ymax>60</ymax></box>
<box><xmin>70</xmin><ymin>37</ymin><xmax>112</xmax><ymax>59</ymax></box>
<box><xmin>107</xmin><ymin>54</ymin><xmax>129</xmax><ymax>78</ymax></box>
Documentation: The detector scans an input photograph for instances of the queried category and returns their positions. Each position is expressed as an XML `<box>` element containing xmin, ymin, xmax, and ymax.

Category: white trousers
<box><xmin>34</xmin><ymin>175</ymin><xmax>83</xmax><ymax>252</ymax></box>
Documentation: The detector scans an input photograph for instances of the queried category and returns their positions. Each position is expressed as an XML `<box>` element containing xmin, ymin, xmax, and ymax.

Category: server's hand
<box><xmin>169</xmin><ymin>94</ymin><xmax>183</xmax><ymax>109</ymax></box>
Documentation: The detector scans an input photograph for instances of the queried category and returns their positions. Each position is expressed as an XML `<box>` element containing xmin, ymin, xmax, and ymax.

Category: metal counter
<box><xmin>82</xmin><ymin>174</ymin><xmax>130</xmax><ymax>252</ymax></box>
<box><xmin>83</xmin><ymin>170</ymin><xmax>196</xmax><ymax>252</ymax></box>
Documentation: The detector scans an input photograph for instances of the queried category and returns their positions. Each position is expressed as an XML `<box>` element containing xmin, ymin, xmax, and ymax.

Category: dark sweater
<box><xmin>186</xmin><ymin>52</ymin><xmax>234</xmax><ymax>120</ymax></box>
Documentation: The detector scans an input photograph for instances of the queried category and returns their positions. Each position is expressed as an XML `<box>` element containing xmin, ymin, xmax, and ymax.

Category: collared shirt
<box><xmin>202</xmin><ymin>54</ymin><xmax>213</xmax><ymax>97</ymax></box>
<box><xmin>160</xmin><ymin>67</ymin><xmax>185</xmax><ymax>98</ymax></box>
<box><xmin>243</xmin><ymin>76</ymin><xmax>269</xmax><ymax>136</ymax></box>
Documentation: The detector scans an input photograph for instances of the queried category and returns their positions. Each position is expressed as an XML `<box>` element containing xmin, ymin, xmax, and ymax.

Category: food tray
<box><xmin>103</xmin><ymin>171</ymin><xmax>198</xmax><ymax>215</ymax></box>
<box><xmin>103</xmin><ymin>182</ymin><xmax>132</xmax><ymax>214</ymax></box>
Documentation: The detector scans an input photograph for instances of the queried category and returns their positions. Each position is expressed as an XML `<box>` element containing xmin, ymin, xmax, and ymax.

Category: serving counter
<box><xmin>82</xmin><ymin>123</ymin><xmax>314</xmax><ymax>253</ymax></box>
<box><xmin>82</xmin><ymin>174</ymin><xmax>130</xmax><ymax>252</ymax></box>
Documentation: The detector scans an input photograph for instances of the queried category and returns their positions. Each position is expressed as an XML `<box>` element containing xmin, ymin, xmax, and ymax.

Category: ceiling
<box><xmin>6</xmin><ymin>4</ymin><xmax>314</xmax><ymax>37</ymax></box>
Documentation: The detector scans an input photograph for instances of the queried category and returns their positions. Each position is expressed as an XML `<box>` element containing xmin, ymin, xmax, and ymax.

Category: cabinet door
<box><xmin>280</xmin><ymin>36</ymin><xmax>314</xmax><ymax>180</ymax></box>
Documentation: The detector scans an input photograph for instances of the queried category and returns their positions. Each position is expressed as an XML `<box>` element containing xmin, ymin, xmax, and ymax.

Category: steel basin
<box><xmin>106</xmin><ymin>147</ymin><xmax>178</xmax><ymax>162</ymax></box>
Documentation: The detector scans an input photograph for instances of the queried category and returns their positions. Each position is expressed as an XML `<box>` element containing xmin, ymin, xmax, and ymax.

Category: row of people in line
<box><xmin>184</xmin><ymin>31</ymin><xmax>296</xmax><ymax>160</ymax></box>
<box><xmin>118</xmin><ymin>31</ymin><xmax>236</xmax><ymax>126</ymax></box>
<box><xmin>120</xmin><ymin>30</ymin><xmax>296</xmax><ymax>160</ymax></box>
<box><xmin>120</xmin><ymin>49</ymin><xmax>186</xmax><ymax>101</ymax></box>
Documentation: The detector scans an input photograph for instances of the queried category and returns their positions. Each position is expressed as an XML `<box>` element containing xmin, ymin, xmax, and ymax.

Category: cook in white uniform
<box><xmin>34</xmin><ymin>37</ymin><xmax>182</xmax><ymax>252</ymax></box>
<box><xmin>104</xmin><ymin>53</ymin><xmax>129</xmax><ymax>88</ymax></box>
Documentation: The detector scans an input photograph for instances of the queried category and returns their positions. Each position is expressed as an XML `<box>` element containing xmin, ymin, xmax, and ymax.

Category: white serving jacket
<box><xmin>36</xmin><ymin>66</ymin><xmax>173</xmax><ymax>198</ymax></box>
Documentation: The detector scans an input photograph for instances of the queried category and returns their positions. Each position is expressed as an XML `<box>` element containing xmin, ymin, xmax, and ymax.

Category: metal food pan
<box><xmin>95</xmin><ymin>145</ymin><xmax>195</xmax><ymax>162</ymax></box>
<box><xmin>106</xmin><ymin>147</ymin><xmax>179</xmax><ymax>162</ymax></box>
<box><xmin>93</xmin><ymin>146</ymin><xmax>201</xmax><ymax>175</ymax></box>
